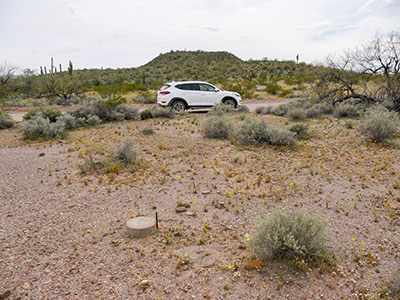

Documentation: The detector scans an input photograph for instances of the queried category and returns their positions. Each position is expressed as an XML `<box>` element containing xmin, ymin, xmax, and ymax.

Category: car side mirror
<box><xmin>215</xmin><ymin>88</ymin><xmax>220</xmax><ymax>92</ymax></box>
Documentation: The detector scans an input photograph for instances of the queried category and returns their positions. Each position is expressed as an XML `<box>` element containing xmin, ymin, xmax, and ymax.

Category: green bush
<box><xmin>272</xmin><ymin>103</ymin><xmax>291</xmax><ymax>116</ymax></box>
<box><xmin>209</xmin><ymin>103</ymin><xmax>234</xmax><ymax>116</ymax></box>
<box><xmin>236</xmin><ymin>105</ymin><xmax>250</xmax><ymax>113</ymax></box>
<box><xmin>255</xmin><ymin>106</ymin><xmax>265</xmax><ymax>114</ymax></box>
<box><xmin>236</xmin><ymin>117</ymin><xmax>294</xmax><ymax>146</ymax></box>
<box><xmin>279</xmin><ymin>88</ymin><xmax>292</xmax><ymax>98</ymax></box>
<box><xmin>140</xmin><ymin>107</ymin><xmax>175</xmax><ymax>120</ymax></box>
<box><xmin>114</xmin><ymin>138</ymin><xmax>137</xmax><ymax>164</ymax></box>
<box><xmin>151</xmin><ymin>107</ymin><xmax>175</xmax><ymax>119</ymax></box>
<box><xmin>57</xmin><ymin>113</ymin><xmax>79</xmax><ymax>129</ymax></box>
<box><xmin>72</xmin><ymin>99</ymin><xmax>138</xmax><ymax>123</ymax></box>
<box><xmin>287</xmin><ymin>108</ymin><xmax>307</xmax><ymax>121</ymax></box>
<box><xmin>306</xmin><ymin>107</ymin><xmax>323</xmax><ymax>118</ymax></box>
<box><xmin>265</xmin><ymin>82</ymin><xmax>282</xmax><ymax>95</ymax></box>
<box><xmin>334</xmin><ymin>103</ymin><xmax>359</xmax><ymax>118</ymax></box>
<box><xmin>140</xmin><ymin>108</ymin><xmax>153</xmax><ymax>120</ymax></box>
<box><xmin>87</xmin><ymin>115</ymin><xmax>101</xmax><ymax>126</ymax></box>
<box><xmin>23</xmin><ymin>108</ymin><xmax>62</xmax><ymax>123</ymax></box>
<box><xmin>203</xmin><ymin>115</ymin><xmax>231</xmax><ymax>139</ymax></box>
<box><xmin>289</xmin><ymin>124</ymin><xmax>310</xmax><ymax>139</ymax></box>
<box><xmin>21</xmin><ymin>114</ymin><xmax>67</xmax><ymax>139</ymax></box>
<box><xmin>312</xmin><ymin>103</ymin><xmax>334</xmax><ymax>114</ymax></box>
<box><xmin>0</xmin><ymin>110</ymin><xmax>15</xmax><ymax>129</ymax></box>
<box><xmin>360</xmin><ymin>105</ymin><xmax>399</xmax><ymax>142</ymax></box>
<box><xmin>250</xmin><ymin>209</ymin><xmax>330</xmax><ymax>263</ymax></box>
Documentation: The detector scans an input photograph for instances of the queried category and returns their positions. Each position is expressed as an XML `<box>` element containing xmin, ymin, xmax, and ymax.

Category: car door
<box><xmin>175</xmin><ymin>83</ymin><xmax>201</xmax><ymax>106</ymax></box>
<box><xmin>198</xmin><ymin>83</ymin><xmax>221</xmax><ymax>106</ymax></box>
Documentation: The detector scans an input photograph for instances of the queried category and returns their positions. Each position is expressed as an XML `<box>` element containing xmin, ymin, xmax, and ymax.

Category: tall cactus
<box><xmin>59</xmin><ymin>64</ymin><xmax>62</xmax><ymax>73</ymax></box>
<box><xmin>68</xmin><ymin>60</ymin><xmax>73</xmax><ymax>76</ymax></box>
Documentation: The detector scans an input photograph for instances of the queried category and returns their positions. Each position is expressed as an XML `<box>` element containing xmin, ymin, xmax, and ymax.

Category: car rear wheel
<box><xmin>223</xmin><ymin>99</ymin><xmax>236</xmax><ymax>108</ymax></box>
<box><xmin>171</xmin><ymin>100</ymin><xmax>186</xmax><ymax>113</ymax></box>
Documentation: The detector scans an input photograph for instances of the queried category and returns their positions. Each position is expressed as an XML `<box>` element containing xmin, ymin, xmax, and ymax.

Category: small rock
<box><xmin>202</xmin><ymin>191</ymin><xmax>211</xmax><ymax>195</ymax></box>
<box><xmin>67</xmin><ymin>148</ymin><xmax>75</xmax><ymax>153</ymax></box>
<box><xmin>176</xmin><ymin>207</ymin><xmax>187</xmax><ymax>213</ymax></box>
<box><xmin>21</xmin><ymin>283</ymin><xmax>30</xmax><ymax>289</ymax></box>
<box><xmin>58</xmin><ymin>140</ymin><xmax>65</xmax><ymax>144</ymax></box>
<box><xmin>215</xmin><ymin>202</ymin><xmax>225</xmax><ymax>209</ymax></box>
<box><xmin>39</xmin><ymin>153</ymin><xmax>45</xmax><ymax>157</ymax></box>
<box><xmin>185</xmin><ymin>211</ymin><xmax>196</xmax><ymax>217</ymax></box>
<box><xmin>183</xmin><ymin>203</ymin><xmax>191</xmax><ymax>208</ymax></box>
<box><xmin>139</xmin><ymin>280</ymin><xmax>150</xmax><ymax>291</ymax></box>
<box><xmin>0</xmin><ymin>290</ymin><xmax>11</xmax><ymax>299</ymax></box>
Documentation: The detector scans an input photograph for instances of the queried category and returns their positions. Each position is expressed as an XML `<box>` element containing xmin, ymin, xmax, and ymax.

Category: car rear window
<box><xmin>175</xmin><ymin>84</ymin><xmax>199</xmax><ymax>91</ymax></box>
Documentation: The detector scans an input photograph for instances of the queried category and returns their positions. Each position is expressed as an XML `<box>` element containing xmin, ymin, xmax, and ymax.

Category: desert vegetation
<box><xmin>1</xmin><ymin>33</ymin><xmax>400</xmax><ymax>299</ymax></box>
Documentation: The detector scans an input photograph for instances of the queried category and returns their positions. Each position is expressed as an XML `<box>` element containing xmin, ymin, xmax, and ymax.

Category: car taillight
<box><xmin>160</xmin><ymin>91</ymin><xmax>170</xmax><ymax>95</ymax></box>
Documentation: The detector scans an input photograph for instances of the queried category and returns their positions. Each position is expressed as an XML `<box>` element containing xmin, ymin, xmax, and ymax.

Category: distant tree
<box><xmin>0</xmin><ymin>62</ymin><xmax>16</xmax><ymax>99</ymax></box>
<box><xmin>315</xmin><ymin>31</ymin><xmax>400</xmax><ymax>110</ymax></box>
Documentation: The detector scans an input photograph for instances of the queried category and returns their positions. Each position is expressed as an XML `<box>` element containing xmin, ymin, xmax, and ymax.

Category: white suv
<box><xmin>157</xmin><ymin>81</ymin><xmax>242</xmax><ymax>112</ymax></box>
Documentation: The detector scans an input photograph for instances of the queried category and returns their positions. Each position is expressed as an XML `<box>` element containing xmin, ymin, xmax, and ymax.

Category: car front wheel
<box><xmin>223</xmin><ymin>99</ymin><xmax>236</xmax><ymax>108</ymax></box>
<box><xmin>171</xmin><ymin>100</ymin><xmax>186</xmax><ymax>113</ymax></box>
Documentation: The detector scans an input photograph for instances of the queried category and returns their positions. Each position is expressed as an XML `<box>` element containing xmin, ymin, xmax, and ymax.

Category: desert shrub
<box><xmin>289</xmin><ymin>124</ymin><xmax>310</xmax><ymax>139</ymax></box>
<box><xmin>279</xmin><ymin>88</ymin><xmax>292</xmax><ymax>98</ymax></box>
<box><xmin>265</xmin><ymin>82</ymin><xmax>282</xmax><ymax>95</ymax></box>
<box><xmin>0</xmin><ymin>110</ymin><xmax>15</xmax><ymax>129</ymax></box>
<box><xmin>114</xmin><ymin>138</ymin><xmax>137</xmax><ymax>164</ymax></box>
<box><xmin>334</xmin><ymin>103</ymin><xmax>359</xmax><ymax>118</ymax></box>
<box><xmin>114</xmin><ymin>104</ymin><xmax>139</xmax><ymax>120</ymax></box>
<box><xmin>250</xmin><ymin>209</ymin><xmax>330</xmax><ymax>263</ymax></box>
<box><xmin>142</xmin><ymin>126</ymin><xmax>154</xmax><ymax>135</ymax></box>
<box><xmin>272</xmin><ymin>103</ymin><xmax>291</xmax><ymax>116</ymax></box>
<box><xmin>236</xmin><ymin>117</ymin><xmax>294</xmax><ymax>146</ymax></box>
<box><xmin>100</xmin><ymin>95</ymin><xmax>127</xmax><ymax>107</ymax></box>
<box><xmin>72</xmin><ymin>99</ymin><xmax>138</xmax><ymax>123</ymax></box>
<box><xmin>255</xmin><ymin>106</ymin><xmax>265</xmax><ymax>114</ymax></box>
<box><xmin>32</xmin><ymin>98</ymin><xmax>49</xmax><ymax>107</ymax></box>
<box><xmin>87</xmin><ymin>115</ymin><xmax>101</xmax><ymax>127</ymax></box>
<box><xmin>306</xmin><ymin>107</ymin><xmax>323</xmax><ymax>118</ymax></box>
<box><xmin>312</xmin><ymin>102</ymin><xmax>334</xmax><ymax>114</ymax></box>
<box><xmin>287</xmin><ymin>108</ymin><xmax>307</xmax><ymax>121</ymax></box>
<box><xmin>209</xmin><ymin>103</ymin><xmax>234</xmax><ymax>116</ymax></box>
<box><xmin>140</xmin><ymin>107</ymin><xmax>175</xmax><ymax>120</ymax></box>
<box><xmin>236</xmin><ymin>105</ymin><xmax>250</xmax><ymax>113</ymax></box>
<box><xmin>21</xmin><ymin>114</ymin><xmax>67</xmax><ymax>139</ymax></box>
<box><xmin>140</xmin><ymin>108</ymin><xmax>153</xmax><ymax>120</ymax></box>
<box><xmin>360</xmin><ymin>105</ymin><xmax>399</xmax><ymax>142</ymax></box>
<box><xmin>151</xmin><ymin>107</ymin><xmax>175</xmax><ymax>119</ymax></box>
<box><xmin>57</xmin><ymin>113</ymin><xmax>78</xmax><ymax>129</ymax></box>
<box><xmin>345</xmin><ymin>121</ymin><xmax>353</xmax><ymax>129</ymax></box>
<box><xmin>203</xmin><ymin>115</ymin><xmax>231</xmax><ymax>139</ymax></box>
<box><xmin>23</xmin><ymin>108</ymin><xmax>62</xmax><ymax>123</ymax></box>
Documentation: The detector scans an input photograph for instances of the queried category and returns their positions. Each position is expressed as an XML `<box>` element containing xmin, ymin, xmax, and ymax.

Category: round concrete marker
<box><xmin>126</xmin><ymin>216</ymin><xmax>156</xmax><ymax>238</ymax></box>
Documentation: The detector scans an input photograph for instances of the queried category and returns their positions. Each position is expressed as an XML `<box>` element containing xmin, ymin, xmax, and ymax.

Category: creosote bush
<box><xmin>21</xmin><ymin>114</ymin><xmax>67</xmax><ymax>139</ymax></box>
<box><xmin>114</xmin><ymin>138</ymin><xmax>137</xmax><ymax>164</ymax></box>
<box><xmin>250</xmin><ymin>209</ymin><xmax>330</xmax><ymax>264</ymax></box>
<box><xmin>360</xmin><ymin>105</ymin><xmax>399</xmax><ymax>142</ymax></box>
<box><xmin>203</xmin><ymin>115</ymin><xmax>232</xmax><ymax>139</ymax></box>
<box><xmin>0</xmin><ymin>110</ymin><xmax>15</xmax><ymax>129</ymax></box>
<box><xmin>209</xmin><ymin>103</ymin><xmax>234</xmax><ymax>116</ymax></box>
<box><xmin>236</xmin><ymin>117</ymin><xmax>294</xmax><ymax>146</ymax></box>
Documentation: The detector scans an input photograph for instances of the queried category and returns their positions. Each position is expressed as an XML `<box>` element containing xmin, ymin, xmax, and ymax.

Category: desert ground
<box><xmin>1</xmin><ymin>106</ymin><xmax>399</xmax><ymax>299</ymax></box>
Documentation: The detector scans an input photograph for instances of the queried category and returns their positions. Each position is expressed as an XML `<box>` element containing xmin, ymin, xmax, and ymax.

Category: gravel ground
<box><xmin>1</xmin><ymin>112</ymin><xmax>399</xmax><ymax>299</ymax></box>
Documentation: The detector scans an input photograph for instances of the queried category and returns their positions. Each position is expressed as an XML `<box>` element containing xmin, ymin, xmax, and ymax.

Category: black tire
<box><xmin>223</xmin><ymin>98</ymin><xmax>236</xmax><ymax>108</ymax></box>
<box><xmin>171</xmin><ymin>100</ymin><xmax>186</xmax><ymax>113</ymax></box>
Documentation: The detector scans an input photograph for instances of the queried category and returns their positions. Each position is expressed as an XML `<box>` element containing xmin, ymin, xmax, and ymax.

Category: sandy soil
<box><xmin>0</xmin><ymin>112</ymin><xmax>399</xmax><ymax>299</ymax></box>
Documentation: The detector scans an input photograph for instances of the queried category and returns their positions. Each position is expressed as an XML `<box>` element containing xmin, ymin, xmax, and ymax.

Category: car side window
<box><xmin>176</xmin><ymin>84</ymin><xmax>199</xmax><ymax>91</ymax></box>
<box><xmin>199</xmin><ymin>84</ymin><xmax>216</xmax><ymax>92</ymax></box>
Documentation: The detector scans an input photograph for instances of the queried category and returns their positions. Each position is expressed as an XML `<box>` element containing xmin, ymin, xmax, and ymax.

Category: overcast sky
<box><xmin>1</xmin><ymin>0</ymin><xmax>399</xmax><ymax>72</ymax></box>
